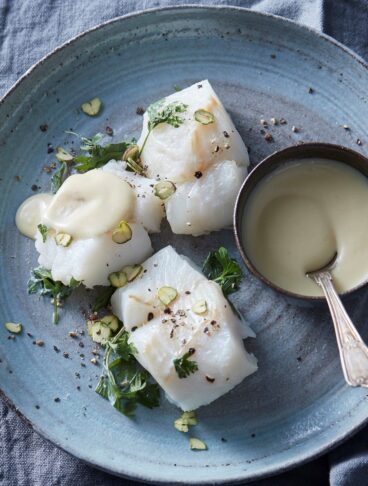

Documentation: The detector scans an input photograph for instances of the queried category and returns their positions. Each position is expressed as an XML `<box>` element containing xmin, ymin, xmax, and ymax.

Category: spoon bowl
<box><xmin>306</xmin><ymin>251</ymin><xmax>338</xmax><ymax>277</ymax></box>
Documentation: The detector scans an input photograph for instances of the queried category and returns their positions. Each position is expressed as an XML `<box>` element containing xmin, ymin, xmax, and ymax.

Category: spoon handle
<box><xmin>311</xmin><ymin>271</ymin><xmax>368</xmax><ymax>387</ymax></box>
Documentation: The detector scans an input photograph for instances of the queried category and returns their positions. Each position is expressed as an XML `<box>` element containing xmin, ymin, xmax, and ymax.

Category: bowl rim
<box><xmin>234</xmin><ymin>142</ymin><xmax>368</xmax><ymax>301</ymax></box>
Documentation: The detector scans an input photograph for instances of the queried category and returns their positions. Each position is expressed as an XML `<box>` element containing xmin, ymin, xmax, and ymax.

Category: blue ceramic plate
<box><xmin>1</xmin><ymin>6</ymin><xmax>368</xmax><ymax>484</ymax></box>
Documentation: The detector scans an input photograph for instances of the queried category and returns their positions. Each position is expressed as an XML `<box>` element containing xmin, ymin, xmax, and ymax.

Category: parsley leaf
<box><xmin>51</xmin><ymin>161</ymin><xmax>68</xmax><ymax>193</ymax></box>
<box><xmin>67</xmin><ymin>131</ymin><xmax>134</xmax><ymax>172</ymax></box>
<box><xmin>37</xmin><ymin>224</ymin><xmax>48</xmax><ymax>243</ymax></box>
<box><xmin>139</xmin><ymin>99</ymin><xmax>187</xmax><ymax>155</ymax></box>
<box><xmin>95</xmin><ymin>327</ymin><xmax>160</xmax><ymax>416</ymax></box>
<box><xmin>202</xmin><ymin>247</ymin><xmax>242</xmax><ymax>296</ymax></box>
<box><xmin>27</xmin><ymin>267</ymin><xmax>81</xmax><ymax>323</ymax></box>
<box><xmin>173</xmin><ymin>350</ymin><xmax>198</xmax><ymax>379</ymax></box>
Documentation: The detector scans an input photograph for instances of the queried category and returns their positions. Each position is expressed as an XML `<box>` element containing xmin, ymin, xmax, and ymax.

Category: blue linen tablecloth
<box><xmin>1</xmin><ymin>0</ymin><xmax>368</xmax><ymax>484</ymax></box>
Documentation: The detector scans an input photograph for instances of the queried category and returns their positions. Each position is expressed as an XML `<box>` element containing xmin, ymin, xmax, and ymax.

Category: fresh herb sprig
<box><xmin>202</xmin><ymin>247</ymin><xmax>242</xmax><ymax>296</ymax></box>
<box><xmin>27</xmin><ymin>267</ymin><xmax>80</xmax><ymax>323</ymax></box>
<box><xmin>95</xmin><ymin>327</ymin><xmax>160</xmax><ymax>416</ymax></box>
<box><xmin>173</xmin><ymin>349</ymin><xmax>198</xmax><ymax>379</ymax></box>
<box><xmin>139</xmin><ymin>99</ymin><xmax>187</xmax><ymax>155</ymax></box>
<box><xmin>67</xmin><ymin>131</ymin><xmax>134</xmax><ymax>172</ymax></box>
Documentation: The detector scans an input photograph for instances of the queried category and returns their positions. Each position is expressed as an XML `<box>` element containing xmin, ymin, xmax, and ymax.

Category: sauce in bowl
<box><xmin>242</xmin><ymin>158</ymin><xmax>368</xmax><ymax>297</ymax></box>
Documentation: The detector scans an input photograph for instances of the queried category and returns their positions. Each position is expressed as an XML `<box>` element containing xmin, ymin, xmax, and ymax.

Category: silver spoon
<box><xmin>306</xmin><ymin>253</ymin><xmax>368</xmax><ymax>387</ymax></box>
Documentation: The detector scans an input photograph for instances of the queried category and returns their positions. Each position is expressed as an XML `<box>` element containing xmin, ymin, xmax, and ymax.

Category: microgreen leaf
<box><xmin>147</xmin><ymin>99</ymin><xmax>187</xmax><ymax>130</ymax></box>
<box><xmin>37</xmin><ymin>224</ymin><xmax>48</xmax><ymax>243</ymax></box>
<box><xmin>67</xmin><ymin>131</ymin><xmax>134</xmax><ymax>172</ymax></box>
<box><xmin>51</xmin><ymin>161</ymin><xmax>68</xmax><ymax>193</ymax></box>
<box><xmin>139</xmin><ymin>99</ymin><xmax>187</xmax><ymax>155</ymax></box>
<box><xmin>173</xmin><ymin>350</ymin><xmax>198</xmax><ymax>379</ymax></box>
<box><xmin>27</xmin><ymin>267</ymin><xmax>81</xmax><ymax>323</ymax></box>
<box><xmin>95</xmin><ymin>327</ymin><xmax>160</xmax><ymax>417</ymax></box>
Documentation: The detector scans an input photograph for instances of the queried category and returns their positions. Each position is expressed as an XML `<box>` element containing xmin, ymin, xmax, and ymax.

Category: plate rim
<box><xmin>1</xmin><ymin>5</ymin><xmax>368</xmax><ymax>484</ymax></box>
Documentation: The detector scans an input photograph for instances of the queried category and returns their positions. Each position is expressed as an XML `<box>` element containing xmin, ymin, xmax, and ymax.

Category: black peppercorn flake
<box><xmin>264</xmin><ymin>133</ymin><xmax>273</xmax><ymax>142</ymax></box>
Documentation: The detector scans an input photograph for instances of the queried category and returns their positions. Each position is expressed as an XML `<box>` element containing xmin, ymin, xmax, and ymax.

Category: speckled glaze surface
<box><xmin>1</xmin><ymin>6</ymin><xmax>368</xmax><ymax>485</ymax></box>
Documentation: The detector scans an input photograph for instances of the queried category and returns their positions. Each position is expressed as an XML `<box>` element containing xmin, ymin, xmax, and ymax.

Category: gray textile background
<box><xmin>1</xmin><ymin>0</ymin><xmax>368</xmax><ymax>485</ymax></box>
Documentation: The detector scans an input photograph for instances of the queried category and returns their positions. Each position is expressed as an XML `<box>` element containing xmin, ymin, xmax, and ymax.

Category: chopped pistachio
<box><xmin>86</xmin><ymin>319</ymin><xmax>95</xmax><ymax>337</ymax></box>
<box><xmin>91</xmin><ymin>322</ymin><xmax>111</xmax><ymax>344</ymax></box>
<box><xmin>55</xmin><ymin>147</ymin><xmax>73</xmax><ymax>162</ymax></box>
<box><xmin>158</xmin><ymin>286</ymin><xmax>178</xmax><ymax>306</ymax></box>
<box><xmin>192</xmin><ymin>300</ymin><xmax>207</xmax><ymax>315</ymax></box>
<box><xmin>154</xmin><ymin>181</ymin><xmax>176</xmax><ymax>200</ymax></box>
<box><xmin>194</xmin><ymin>109</ymin><xmax>215</xmax><ymax>125</ymax></box>
<box><xmin>81</xmin><ymin>97</ymin><xmax>102</xmax><ymax>116</ymax></box>
<box><xmin>174</xmin><ymin>411</ymin><xmax>197</xmax><ymax>432</ymax></box>
<box><xmin>55</xmin><ymin>233</ymin><xmax>73</xmax><ymax>247</ymax></box>
<box><xmin>174</xmin><ymin>419</ymin><xmax>189</xmax><ymax>433</ymax></box>
<box><xmin>5</xmin><ymin>322</ymin><xmax>22</xmax><ymax>334</ymax></box>
<box><xmin>112</xmin><ymin>221</ymin><xmax>132</xmax><ymax>244</ymax></box>
<box><xmin>100</xmin><ymin>314</ymin><xmax>119</xmax><ymax>332</ymax></box>
<box><xmin>126</xmin><ymin>158</ymin><xmax>144</xmax><ymax>174</ymax></box>
<box><xmin>122</xmin><ymin>144</ymin><xmax>140</xmax><ymax>162</ymax></box>
<box><xmin>121</xmin><ymin>264</ymin><xmax>143</xmax><ymax>282</ymax></box>
<box><xmin>189</xmin><ymin>437</ymin><xmax>207</xmax><ymax>450</ymax></box>
<box><xmin>108</xmin><ymin>271</ymin><xmax>128</xmax><ymax>288</ymax></box>
<box><xmin>182</xmin><ymin>411</ymin><xmax>197</xmax><ymax>425</ymax></box>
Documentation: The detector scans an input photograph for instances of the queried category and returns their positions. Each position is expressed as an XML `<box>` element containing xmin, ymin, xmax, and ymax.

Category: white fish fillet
<box><xmin>138</xmin><ymin>80</ymin><xmax>249</xmax><ymax>183</ymax></box>
<box><xmin>103</xmin><ymin>161</ymin><xmax>164</xmax><ymax>234</ymax></box>
<box><xmin>35</xmin><ymin>223</ymin><xmax>152</xmax><ymax>288</ymax></box>
<box><xmin>166</xmin><ymin>161</ymin><xmax>247</xmax><ymax>235</ymax></box>
<box><xmin>111</xmin><ymin>246</ymin><xmax>257</xmax><ymax>411</ymax></box>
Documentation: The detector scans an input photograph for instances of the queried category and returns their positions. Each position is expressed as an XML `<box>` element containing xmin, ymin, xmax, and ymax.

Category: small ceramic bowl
<box><xmin>234</xmin><ymin>143</ymin><xmax>368</xmax><ymax>301</ymax></box>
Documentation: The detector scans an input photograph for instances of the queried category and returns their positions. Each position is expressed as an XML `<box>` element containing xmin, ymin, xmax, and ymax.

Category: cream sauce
<box><xmin>242</xmin><ymin>159</ymin><xmax>368</xmax><ymax>297</ymax></box>
<box><xmin>15</xmin><ymin>193</ymin><xmax>53</xmax><ymax>239</ymax></box>
<box><xmin>16</xmin><ymin>170</ymin><xmax>135</xmax><ymax>240</ymax></box>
